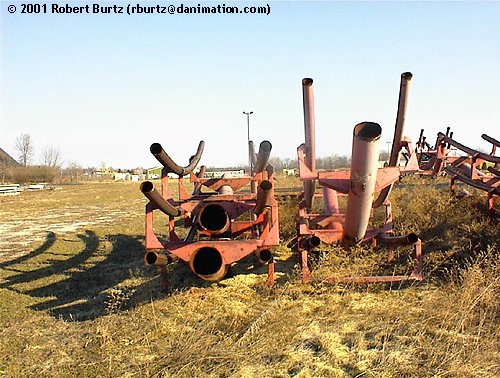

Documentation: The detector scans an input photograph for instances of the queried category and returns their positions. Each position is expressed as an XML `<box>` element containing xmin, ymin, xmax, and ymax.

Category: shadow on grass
<box><xmin>0</xmin><ymin>231</ymin><xmax>56</xmax><ymax>269</ymax></box>
<box><xmin>0</xmin><ymin>230</ymin><xmax>155</xmax><ymax>321</ymax></box>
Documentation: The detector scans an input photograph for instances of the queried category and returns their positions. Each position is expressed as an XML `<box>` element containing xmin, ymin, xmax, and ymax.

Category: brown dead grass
<box><xmin>0</xmin><ymin>176</ymin><xmax>498</xmax><ymax>377</ymax></box>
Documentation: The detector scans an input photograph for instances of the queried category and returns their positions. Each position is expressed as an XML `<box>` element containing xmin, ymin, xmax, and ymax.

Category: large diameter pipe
<box><xmin>254</xmin><ymin>141</ymin><xmax>273</xmax><ymax>174</ymax></box>
<box><xmin>342</xmin><ymin>122</ymin><xmax>382</xmax><ymax>246</ymax></box>
<box><xmin>253</xmin><ymin>180</ymin><xmax>273</xmax><ymax>215</ymax></box>
<box><xmin>373</xmin><ymin>72</ymin><xmax>412</xmax><ymax>208</ymax></box>
<box><xmin>198</xmin><ymin>204</ymin><xmax>230</xmax><ymax>235</ymax></box>
<box><xmin>189</xmin><ymin>247</ymin><xmax>228</xmax><ymax>281</ymax></box>
<box><xmin>302</xmin><ymin>78</ymin><xmax>316</xmax><ymax>209</ymax></box>
<box><xmin>140</xmin><ymin>181</ymin><xmax>181</xmax><ymax>217</ymax></box>
<box><xmin>150</xmin><ymin>141</ymin><xmax>205</xmax><ymax>175</ymax></box>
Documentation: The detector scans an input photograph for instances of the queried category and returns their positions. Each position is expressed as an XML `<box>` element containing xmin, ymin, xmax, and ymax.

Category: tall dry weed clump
<box><xmin>408</xmin><ymin>247</ymin><xmax>500</xmax><ymax>377</ymax></box>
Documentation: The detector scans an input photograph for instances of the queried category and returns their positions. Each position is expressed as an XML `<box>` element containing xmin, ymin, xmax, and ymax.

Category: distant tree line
<box><xmin>1</xmin><ymin>133</ymin><xmax>67</xmax><ymax>184</ymax></box>
<box><xmin>268</xmin><ymin>154</ymin><xmax>354</xmax><ymax>171</ymax></box>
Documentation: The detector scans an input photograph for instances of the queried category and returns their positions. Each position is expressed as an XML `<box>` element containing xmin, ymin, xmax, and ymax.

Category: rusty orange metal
<box><xmin>296</xmin><ymin>73</ymin><xmax>424</xmax><ymax>285</ymax></box>
<box><xmin>416</xmin><ymin>127</ymin><xmax>499</xmax><ymax>216</ymax></box>
<box><xmin>141</xmin><ymin>140</ymin><xmax>279</xmax><ymax>289</ymax></box>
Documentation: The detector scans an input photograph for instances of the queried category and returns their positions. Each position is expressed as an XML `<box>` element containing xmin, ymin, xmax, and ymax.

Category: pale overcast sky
<box><xmin>2</xmin><ymin>1</ymin><xmax>499</xmax><ymax>169</ymax></box>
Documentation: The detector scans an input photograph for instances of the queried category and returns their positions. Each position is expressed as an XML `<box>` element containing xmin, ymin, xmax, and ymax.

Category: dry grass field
<box><xmin>0</xmin><ymin>176</ymin><xmax>498</xmax><ymax>377</ymax></box>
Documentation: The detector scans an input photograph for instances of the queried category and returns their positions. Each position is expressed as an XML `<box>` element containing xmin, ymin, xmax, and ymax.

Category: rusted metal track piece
<box><xmin>297</xmin><ymin>73</ymin><xmax>423</xmax><ymax>284</ymax></box>
<box><xmin>141</xmin><ymin>141</ymin><xmax>279</xmax><ymax>290</ymax></box>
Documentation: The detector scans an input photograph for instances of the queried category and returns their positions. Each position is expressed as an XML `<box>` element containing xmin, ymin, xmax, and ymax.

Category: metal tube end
<box><xmin>189</xmin><ymin>247</ymin><xmax>228</xmax><ymax>281</ymax></box>
<box><xmin>401</xmin><ymin>72</ymin><xmax>413</xmax><ymax>80</ymax></box>
<box><xmin>407</xmin><ymin>233</ymin><xmax>419</xmax><ymax>244</ymax></box>
<box><xmin>353</xmin><ymin>122</ymin><xmax>382</xmax><ymax>141</ymax></box>
<box><xmin>302</xmin><ymin>78</ymin><xmax>313</xmax><ymax>86</ymax></box>
<box><xmin>140</xmin><ymin>181</ymin><xmax>154</xmax><ymax>193</ymax></box>
<box><xmin>150</xmin><ymin>143</ymin><xmax>162</xmax><ymax>155</ymax></box>
<box><xmin>257</xmin><ymin>249</ymin><xmax>273</xmax><ymax>264</ymax></box>
<box><xmin>259</xmin><ymin>140</ymin><xmax>272</xmax><ymax>153</ymax></box>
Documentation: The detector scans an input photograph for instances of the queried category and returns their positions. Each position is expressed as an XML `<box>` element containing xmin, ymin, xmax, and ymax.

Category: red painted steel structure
<box><xmin>141</xmin><ymin>140</ymin><xmax>279</xmax><ymax>289</ymax></box>
<box><xmin>297</xmin><ymin>73</ymin><xmax>423</xmax><ymax>284</ymax></box>
<box><xmin>415</xmin><ymin>127</ymin><xmax>499</xmax><ymax>216</ymax></box>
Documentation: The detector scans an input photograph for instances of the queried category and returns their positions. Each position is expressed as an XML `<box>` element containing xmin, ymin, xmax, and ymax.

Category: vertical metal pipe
<box><xmin>302</xmin><ymin>78</ymin><xmax>316</xmax><ymax>208</ymax></box>
<box><xmin>389</xmin><ymin>72</ymin><xmax>412</xmax><ymax>166</ymax></box>
<box><xmin>373</xmin><ymin>72</ymin><xmax>412</xmax><ymax>208</ymax></box>
<box><xmin>342</xmin><ymin>122</ymin><xmax>382</xmax><ymax>246</ymax></box>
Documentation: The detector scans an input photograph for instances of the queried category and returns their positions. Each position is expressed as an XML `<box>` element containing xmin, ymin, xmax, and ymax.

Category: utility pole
<box><xmin>243</xmin><ymin>111</ymin><xmax>253</xmax><ymax>175</ymax></box>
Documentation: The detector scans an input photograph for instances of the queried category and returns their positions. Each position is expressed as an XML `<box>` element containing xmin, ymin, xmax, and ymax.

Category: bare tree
<box><xmin>41</xmin><ymin>146</ymin><xmax>63</xmax><ymax>167</ymax></box>
<box><xmin>66</xmin><ymin>161</ymin><xmax>82</xmax><ymax>182</ymax></box>
<box><xmin>15</xmin><ymin>133</ymin><xmax>34</xmax><ymax>166</ymax></box>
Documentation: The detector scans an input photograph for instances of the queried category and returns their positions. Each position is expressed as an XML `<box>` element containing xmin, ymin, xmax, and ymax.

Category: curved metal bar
<box><xmin>376</xmin><ymin>233</ymin><xmax>419</xmax><ymax>246</ymax></box>
<box><xmin>254</xmin><ymin>141</ymin><xmax>272</xmax><ymax>173</ymax></box>
<box><xmin>482</xmin><ymin>134</ymin><xmax>499</xmax><ymax>155</ymax></box>
<box><xmin>445</xmin><ymin>166</ymin><xmax>500</xmax><ymax>194</ymax></box>
<box><xmin>373</xmin><ymin>72</ymin><xmax>412</xmax><ymax>208</ymax></box>
<box><xmin>150</xmin><ymin>140</ymin><xmax>205</xmax><ymax>175</ymax></box>
<box><xmin>192</xmin><ymin>165</ymin><xmax>206</xmax><ymax>196</ymax></box>
<box><xmin>140</xmin><ymin>181</ymin><xmax>181</xmax><ymax>216</ymax></box>
<box><xmin>482</xmin><ymin>134</ymin><xmax>500</xmax><ymax>147</ymax></box>
<box><xmin>438</xmin><ymin>133</ymin><xmax>500</xmax><ymax>164</ymax></box>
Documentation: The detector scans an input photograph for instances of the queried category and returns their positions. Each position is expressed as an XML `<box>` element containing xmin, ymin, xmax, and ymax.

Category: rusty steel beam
<box><xmin>342</xmin><ymin>122</ymin><xmax>382</xmax><ymax>246</ymax></box>
<box><xmin>254</xmin><ymin>141</ymin><xmax>273</xmax><ymax>174</ymax></box>
<box><xmin>150</xmin><ymin>140</ymin><xmax>205</xmax><ymax>175</ymax></box>
<box><xmin>302</xmin><ymin>78</ymin><xmax>316</xmax><ymax>209</ymax></box>
<box><xmin>324</xmin><ymin>275</ymin><xmax>422</xmax><ymax>284</ymax></box>
<box><xmin>141</xmin><ymin>181</ymin><xmax>182</xmax><ymax>217</ymax></box>
<box><xmin>373</xmin><ymin>72</ymin><xmax>412</xmax><ymax>208</ymax></box>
